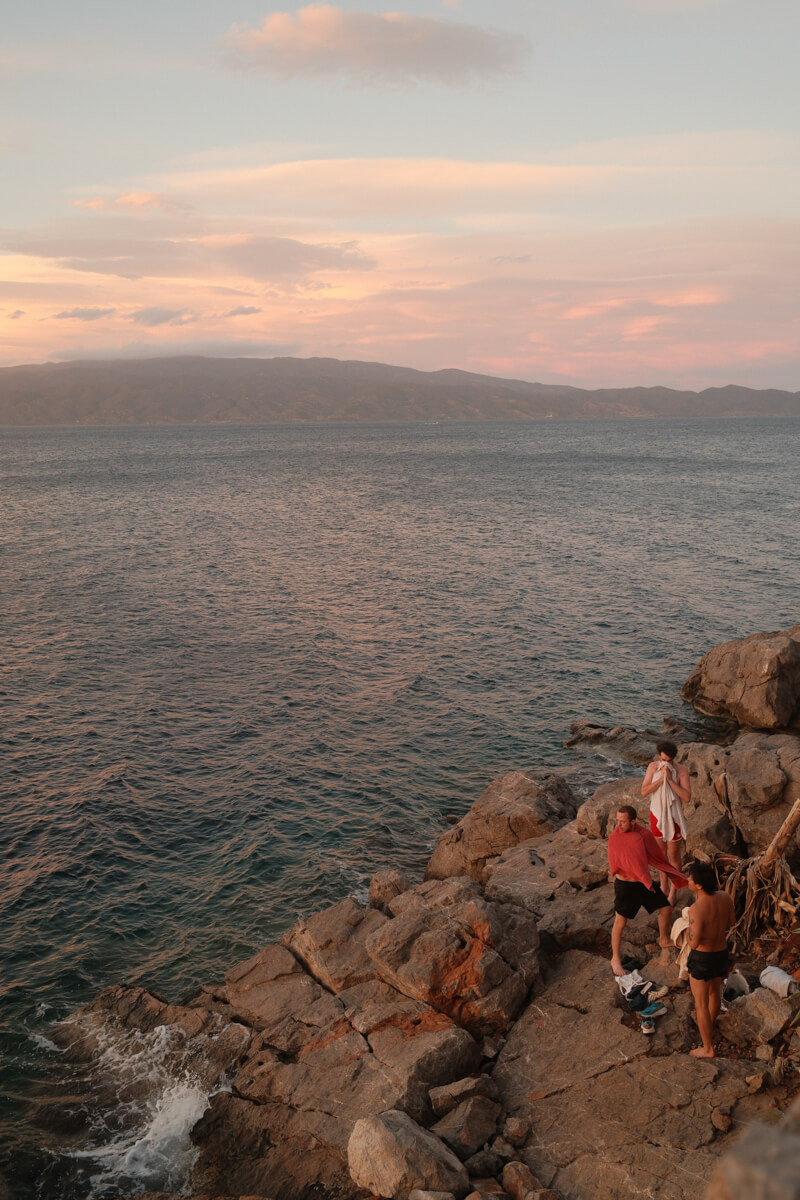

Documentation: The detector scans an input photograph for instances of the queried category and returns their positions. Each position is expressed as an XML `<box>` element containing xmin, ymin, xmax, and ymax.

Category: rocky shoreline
<box><xmin>47</xmin><ymin>626</ymin><xmax>800</xmax><ymax>1200</ymax></box>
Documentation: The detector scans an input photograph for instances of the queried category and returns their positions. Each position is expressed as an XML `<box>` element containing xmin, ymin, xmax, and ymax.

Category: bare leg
<box><xmin>611</xmin><ymin>914</ymin><xmax>627</xmax><ymax>975</ymax></box>
<box><xmin>657</xmin><ymin>904</ymin><xmax>672</xmax><ymax>949</ymax></box>
<box><xmin>666</xmin><ymin>839</ymin><xmax>683</xmax><ymax>903</ymax></box>
<box><xmin>689</xmin><ymin>976</ymin><xmax>715</xmax><ymax>1057</ymax></box>
<box><xmin>708</xmin><ymin>977</ymin><xmax>722</xmax><ymax>1027</ymax></box>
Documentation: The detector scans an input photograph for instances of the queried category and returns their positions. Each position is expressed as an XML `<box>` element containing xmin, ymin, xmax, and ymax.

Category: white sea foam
<box><xmin>74</xmin><ymin>1077</ymin><xmax>208</xmax><ymax>1191</ymax></box>
<box><xmin>29</xmin><ymin>1032</ymin><xmax>64</xmax><ymax>1053</ymax></box>
<box><xmin>64</xmin><ymin>1017</ymin><xmax>212</xmax><ymax>1194</ymax></box>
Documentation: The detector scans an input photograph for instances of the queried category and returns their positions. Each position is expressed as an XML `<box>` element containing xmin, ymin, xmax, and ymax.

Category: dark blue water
<box><xmin>1</xmin><ymin>418</ymin><xmax>798</xmax><ymax>1197</ymax></box>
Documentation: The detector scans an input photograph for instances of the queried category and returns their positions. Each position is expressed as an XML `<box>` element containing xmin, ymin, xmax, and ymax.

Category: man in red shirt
<box><xmin>608</xmin><ymin>805</ymin><xmax>689</xmax><ymax>975</ymax></box>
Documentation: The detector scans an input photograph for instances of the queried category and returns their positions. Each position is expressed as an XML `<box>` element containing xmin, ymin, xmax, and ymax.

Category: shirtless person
<box><xmin>642</xmin><ymin>740</ymin><xmax>691</xmax><ymax>903</ymax></box>
<box><xmin>686</xmin><ymin>860</ymin><xmax>735</xmax><ymax>1059</ymax></box>
<box><xmin>608</xmin><ymin>805</ymin><xmax>688</xmax><ymax>976</ymax></box>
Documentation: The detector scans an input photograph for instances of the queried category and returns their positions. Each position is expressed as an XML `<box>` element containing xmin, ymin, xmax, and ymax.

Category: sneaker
<box><xmin>640</xmin><ymin>1002</ymin><xmax>667</xmax><ymax>1018</ymax></box>
<box><xmin>648</xmin><ymin>985</ymin><xmax>669</xmax><ymax>1001</ymax></box>
<box><xmin>640</xmin><ymin>1017</ymin><xmax>656</xmax><ymax>1035</ymax></box>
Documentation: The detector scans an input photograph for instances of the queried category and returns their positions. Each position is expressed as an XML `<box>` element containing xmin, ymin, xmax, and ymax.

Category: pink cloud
<box><xmin>222</xmin><ymin>5</ymin><xmax>527</xmax><ymax>85</ymax></box>
<box><xmin>73</xmin><ymin>192</ymin><xmax>192</xmax><ymax>215</ymax></box>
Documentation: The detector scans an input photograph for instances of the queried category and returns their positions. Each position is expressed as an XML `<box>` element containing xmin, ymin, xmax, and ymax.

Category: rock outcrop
<box><xmin>682</xmin><ymin>625</ymin><xmax>800</xmax><ymax>730</ymax></box>
<box><xmin>425</xmin><ymin>772</ymin><xmax>577</xmax><ymax>882</ymax></box>
<box><xmin>680</xmin><ymin>731</ymin><xmax>800</xmax><ymax>860</ymax></box>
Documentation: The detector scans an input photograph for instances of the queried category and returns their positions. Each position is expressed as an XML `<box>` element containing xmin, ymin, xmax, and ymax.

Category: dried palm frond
<box><xmin>712</xmin><ymin>798</ymin><xmax>800</xmax><ymax>955</ymax></box>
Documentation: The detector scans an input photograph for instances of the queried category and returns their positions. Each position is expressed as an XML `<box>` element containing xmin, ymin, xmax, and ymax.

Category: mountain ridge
<box><xmin>1</xmin><ymin>355</ymin><xmax>798</xmax><ymax>425</ymax></box>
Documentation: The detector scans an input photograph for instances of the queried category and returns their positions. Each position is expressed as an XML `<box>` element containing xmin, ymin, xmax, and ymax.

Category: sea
<box><xmin>1</xmin><ymin>417</ymin><xmax>799</xmax><ymax>1198</ymax></box>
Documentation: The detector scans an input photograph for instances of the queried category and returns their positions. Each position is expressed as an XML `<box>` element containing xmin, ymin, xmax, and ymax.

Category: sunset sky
<box><xmin>2</xmin><ymin>0</ymin><xmax>798</xmax><ymax>388</ymax></box>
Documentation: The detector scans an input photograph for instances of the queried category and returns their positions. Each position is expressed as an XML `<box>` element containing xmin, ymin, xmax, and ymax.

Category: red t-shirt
<box><xmin>608</xmin><ymin>823</ymin><xmax>689</xmax><ymax>891</ymax></box>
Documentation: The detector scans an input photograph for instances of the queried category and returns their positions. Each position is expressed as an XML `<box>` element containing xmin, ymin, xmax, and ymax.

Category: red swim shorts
<box><xmin>650</xmin><ymin>811</ymin><xmax>682</xmax><ymax>841</ymax></box>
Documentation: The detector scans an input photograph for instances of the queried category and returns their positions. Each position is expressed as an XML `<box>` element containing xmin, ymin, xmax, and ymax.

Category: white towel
<box><xmin>760</xmin><ymin>966</ymin><xmax>799</xmax><ymax>997</ymax></box>
<box><xmin>650</xmin><ymin>761</ymin><xmax>688</xmax><ymax>843</ymax></box>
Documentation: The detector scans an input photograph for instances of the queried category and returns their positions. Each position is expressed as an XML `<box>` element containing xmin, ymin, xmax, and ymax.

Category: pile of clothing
<box><xmin>615</xmin><ymin>969</ymin><xmax>670</xmax><ymax>1034</ymax></box>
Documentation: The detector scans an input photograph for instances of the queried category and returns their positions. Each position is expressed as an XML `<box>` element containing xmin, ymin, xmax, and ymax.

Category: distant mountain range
<box><xmin>1</xmin><ymin>356</ymin><xmax>798</xmax><ymax>425</ymax></box>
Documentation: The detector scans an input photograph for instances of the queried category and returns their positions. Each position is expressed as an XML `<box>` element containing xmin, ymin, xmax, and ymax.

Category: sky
<box><xmin>1</xmin><ymin>0</ymin><xmax>799</xmax><ymax>389</ymax></box>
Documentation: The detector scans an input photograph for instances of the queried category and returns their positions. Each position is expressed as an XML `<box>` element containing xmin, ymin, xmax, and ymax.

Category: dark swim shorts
<box><xmin>614</xmin><ymin>879</ymin><xmax>670</xmax><ymax>919</ymax></box>
<box><xmin>687</xmin><ymin>948</ymin><xmax>730</xmax><ymax>981</ymax></box>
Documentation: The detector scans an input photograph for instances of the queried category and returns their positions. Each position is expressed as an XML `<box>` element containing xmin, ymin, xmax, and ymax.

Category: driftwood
<box><xmin>714</xmin><ymin>798</ymin><xmax>800</xmax><ymax>954</ymax></box>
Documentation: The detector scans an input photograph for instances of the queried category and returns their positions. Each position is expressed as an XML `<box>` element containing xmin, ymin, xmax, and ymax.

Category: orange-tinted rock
<box><xmin>682</xmin><ymin>625</ymin><xmax>800</xmax><ymax>730</ymax></box>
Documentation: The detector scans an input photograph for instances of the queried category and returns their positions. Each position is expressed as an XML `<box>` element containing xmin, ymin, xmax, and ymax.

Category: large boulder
<box><xmin>281</xmin><ymin>896</ymin><xmax>386</xmax><ymax>991</ymax></box>
<box><xmin>575</xmin><ymin>779</ymin><xmax>644</xmax><ymax>839</ymax></box>
<box><xmin>348</xmin><ymin>1110</ymin><xmax>470</xmax><ymax>1200</ymax></box>
<box><xmin>717</xmin><ymin>987</ymin><xmax>800</xmax><ymax>1047</ymax></box>
<box><xmin>682</xmin><ymin>625</ymin><xmax>800</xmax><ymax>730</ymax></box>
<box><xmin>482</xmin><ymin>826</ymin><xmax>614</xmax><ymax>954</ymax></box>
<box><xmin>681</xmin><ymin>731</ymin><xmax>800</xmax><ymax>859</ymax></box>
<box><xmin>366</xmin><ymin>878</ymin><xmax>540</xmax><ymax>1037</ymax></box>
<box><xmin>426</xmin><ymin>772</ymin><xmax>577</xmax><ymax>882</ymax></box>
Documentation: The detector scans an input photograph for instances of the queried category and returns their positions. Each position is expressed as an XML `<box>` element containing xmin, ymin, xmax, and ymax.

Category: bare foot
<box><xmin>690</xmin><ymin>1046</ymin><xmax>715</xmax><ymax>1058</ymax></box>
<box><xmin>611</xmin><ymin>960</ymin><xmax>625</xmax><ymax>976</ymax></box>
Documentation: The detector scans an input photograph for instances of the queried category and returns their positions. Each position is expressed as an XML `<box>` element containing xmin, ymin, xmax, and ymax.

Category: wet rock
<box><xmin>681</xmin><ymin>731</ymin><xmax>800</xmax><ymax>859</ymax></box>
<box><xmin>718</xmin><ymin>987</ymin><xmax>800</xmax><ymax>1046</ymax></box>
<box><xmin>370</xmin><ymin>868</ymin><xmax>412</xmax><ymax>913</ymax></box>
<box><xmin>426</xmin><ymin>772</ymin><xmax>577</xmax><ymax>882</ymax></box>
<box><xmin>682</xmin><ymin>624</ymin><xmax>800</xmax><ymax>730</ymax></box>
<box><xmin>431</xmin><ymin>1096</ymin><xmax>502</xmax><ymax>1161</ymax></box>
<box><xmin>430</xmin><ymin>1074</ymin><xmax>500</xmax><ymax>1118</ymax></box>
<box><xmin>281</xmin><ymin>896</ymin><xmax>386</xmax><ymax>991</ymax></box>
<box><xmin>564</xmin><ymin>720</ymin><xmax>664</xmax><ymax>765</ymax></box>
<box><xmin>366</xmin><ymin>878</ymin><xmax>540</xmax><ymax>1037</ymax></box>
<box><xmin>348</xmin><ymin>1109</ymin><xmax>470</xmax><ymax>1200</ymax></box>
<box><xmin>51</xmin><ymin>985</ymin><xmax>252</xmax><ymax>1088</ymax></box>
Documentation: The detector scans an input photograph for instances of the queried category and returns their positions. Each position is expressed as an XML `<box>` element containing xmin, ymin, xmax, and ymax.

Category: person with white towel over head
<box><xmin>642</xmin><ymin>739</ymin><xmax>690</xmax><ymax>903</ymax></box>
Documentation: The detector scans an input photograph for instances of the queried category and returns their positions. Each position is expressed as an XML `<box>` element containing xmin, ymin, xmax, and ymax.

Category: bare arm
<box><xmin>687</xmin><ymin>902</ymin><xmax>705</xmax><ymax>950</ymax></box>
<box><xmin>641</xmin><ymin>762</ymin><xmax>659</xmax><ymax>797</ymax></box>
<box><xmin>670</xmin><ymin>764</ymin><xmax>691</xmax><ymax>805</ymax></box>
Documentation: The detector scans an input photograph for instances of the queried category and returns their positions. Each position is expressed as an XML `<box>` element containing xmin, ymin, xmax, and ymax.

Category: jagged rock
<box><xmin>464</xmin><ymin>1149</ymin><xmax>504</xmax><ymax>1177</ymax></box>
<box><xmin>430</xmin><ymin>1075</ymin><xmax>500</xmax><ymax>1117</ymax></box>
<box><xmin>502</xmin><ymin>1117</ymin><xmax>531</xmax><ymax>1148</ymax></box>
<box><xmin>481</xmin><ymin>826</ymin><xmax>615</xmax><ymax>955</ymax></box>
<box><xmin>703</xmin><ymin>1123</ymin><xmax>800</xmax><ymax>1200</ymax></box>
<box><xmin>348</xmin><ymin>1109</ymin><xmax>470</xmax><ymax>1199</ymax></box>
<box><xmin>564</xmin><ymin>720</ymin><xmax>664</xmax><ymax>765</ymax></box>
<box><xmin>491</xmin><ymin>1138</ymin><xmax>516</xmax><ymax>1162</ymax></box>
<box><xmin>575</xmin><ymin>779</ymin><xmax>644</xmax><ymax>839</ymax></box>
<box><xmin>191</xmin><ymin>1092</ymin><xmax>359</xmax><ymax>1199</ymax></box>
<box><xmin>431</xmin><ymin>1096</ymin><xmax>502</xmax><ymax>1161</ymax></box>
<box><xmin>221</xmin><ymin>943</ymin><xmax>341</xmax><ymax>1029</ymax></box>
<box><xmin>409</xmin><ymin>1191</ymin><xmax>457</xmax><ymax>1200</ymax></box>
<box><xmin>370</xmin><ymin>868</ymin><xmax>412</xmax><ymax>913</ymax></box>
<box><xmin>338</xmin><ymin>979</ymin><xmax>482</xmax><ymax>1120</ymax></box>
<box><xmin>426</xmin><ymin>772</ymin><xmax>577</xmax><ymax>882</ymax></box>
<box><xmin>717</xmin><ymin>987</ymin><xmax>800</xmax><ymax>1047</ymax></box>
<box><xmin>682</xmin><ymin>625</ymin><xmax>800</xmax><ymax>730</ymax></box>
<box><xmin>51</xmin><ymin>985</ymin><xmax>252</xmax><ymax>1088</ymax></box>
<box><xmin>502</xmin><ymin>1160</ymin><xmax>544</xmax><ymax>1200</ymax></box>
<box><xmin>683</xmin><ymin>801</ymin><xmax>737</xmax><ymax>857</ymax></box>
<box><xmin>281</xmin><ymin>896</ymin><xmax>386</xmax><ymax>991</ymax></box>
<box><xmin>681</xmin><ymin>731</ymin><xmax>800</xmax><ymax>859</ymax></box>
<box><xmin>465</xmin><ymin>1188</ymin><xmax>509</xmax><ymax>1200</ymax></box>
<box><xmin>366</xmin><ymin>878</ymin><xmax>540</xmax><ymax>1036</ymax></box>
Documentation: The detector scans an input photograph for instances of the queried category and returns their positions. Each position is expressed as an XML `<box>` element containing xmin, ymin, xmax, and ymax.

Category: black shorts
<box><xmin>614</xmin><ymin>879</ymin><xmax>670</xmax><ymax>919</ymax></box>
<box><xmin>688</xmin><ymin>948</ymin><xmax>730</xmax><ymax>981</ymax></box>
